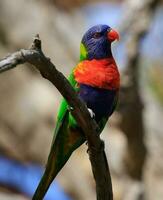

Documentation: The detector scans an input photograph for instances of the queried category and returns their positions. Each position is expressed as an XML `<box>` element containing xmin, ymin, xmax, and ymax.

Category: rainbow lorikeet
<box><xmin>33</xmin><ymin>24</ymin><xmax>120</xmax><ymax>199</ymax></box>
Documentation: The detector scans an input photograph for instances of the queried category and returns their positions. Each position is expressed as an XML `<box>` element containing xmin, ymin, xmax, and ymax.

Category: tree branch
<box><xmin>0</xmin><ymin>35</ymin><xmax>113</xmax><ymax>200</ymax></box>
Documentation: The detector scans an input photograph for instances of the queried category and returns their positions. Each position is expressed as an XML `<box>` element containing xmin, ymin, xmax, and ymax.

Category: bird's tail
<box><xmin>32</xmin><ymin>114</ymin><xmax>85</xmax><ymax>200</ymax></box>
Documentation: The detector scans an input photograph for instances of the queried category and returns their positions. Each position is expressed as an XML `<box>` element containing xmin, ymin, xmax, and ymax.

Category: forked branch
<box><xmin>0</xmin><ymin>36</ymin><xmax>113</xmax><ymax>200</ymax></box>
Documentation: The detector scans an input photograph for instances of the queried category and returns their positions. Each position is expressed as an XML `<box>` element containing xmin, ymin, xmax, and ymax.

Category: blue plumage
<box><xmin>78</xmin><ymin>84</ymin><xmax>117</xmax><ymax>122</ymax></box>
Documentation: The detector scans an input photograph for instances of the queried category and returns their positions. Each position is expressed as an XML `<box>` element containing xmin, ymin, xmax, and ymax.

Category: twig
<box><xmin>0</xmin><ymin>35</ymin><xmax>113</xmax><ymax>200</ymax></box>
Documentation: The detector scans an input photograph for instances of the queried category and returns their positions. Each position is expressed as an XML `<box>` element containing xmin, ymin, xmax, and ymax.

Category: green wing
<box><xmin>53</xmin><ymin>71</ymin><xmax>77</xmax><ymax>138</ymax></box>
<box><xmin>57</xmin><ymin>71</ymin><xmax>77</xmax><ymax>121</ymax></box>
<box><xmin>32</xmin><ymin>70</ymin><xmax>84</xmax><ymax>200</ymax></box>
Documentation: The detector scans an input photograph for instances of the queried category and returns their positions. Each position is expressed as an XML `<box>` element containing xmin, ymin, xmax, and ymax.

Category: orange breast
<box><xmin>73</xmin><ymin>58</ymin><xmax>120</xmax><ymax>90</ymax></box>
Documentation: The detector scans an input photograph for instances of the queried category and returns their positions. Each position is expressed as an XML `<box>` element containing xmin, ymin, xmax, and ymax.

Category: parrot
<box><xmin>32</xmin><ymin>24</ymin><xmax>120</xmax><ymax>200</ymax></box>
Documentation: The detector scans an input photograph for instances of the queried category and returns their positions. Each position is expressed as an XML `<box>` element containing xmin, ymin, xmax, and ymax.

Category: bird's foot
<box><xmin>86</xmin><ymin>140</ymin><xmax>105</xmax><ymax>154</ymax></box>
<box><xmin>87</xmin><ymin>108</ymin><xmax>95</xmax><ymax>118</ymax></box>
<box><xmin>85</xmin><ymin>141</ymin><xmax>90</xmax><ymax>153</ymax></box>
<box><xmin>67</xmin><ymin>106</ymin><xmax>74</xmax><ymax>112</ymax></box>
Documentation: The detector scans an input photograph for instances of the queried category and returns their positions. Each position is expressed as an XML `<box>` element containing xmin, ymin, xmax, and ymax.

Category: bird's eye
<box><xmin>92</xmin><ymin>32</ymin><xmax>101</xmax><ymax>39</ymax></box>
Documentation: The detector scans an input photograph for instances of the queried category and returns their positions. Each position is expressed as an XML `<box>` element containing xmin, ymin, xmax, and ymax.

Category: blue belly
<box><xmin>78</xmin><ymin>84</ymin><xmax>117</xmax><ymax>122</ymax></box>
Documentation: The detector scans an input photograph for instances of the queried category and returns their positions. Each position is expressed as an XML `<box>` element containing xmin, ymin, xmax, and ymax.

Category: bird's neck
<box><xmin>79</xmin><ymin>43</ymin><xmax>113</xmax><ymax>61</ymax></box>
<box><xmin>80</xmin><ymin>52</ymin><xmax>113</xmax><ymax>62</ymax></box>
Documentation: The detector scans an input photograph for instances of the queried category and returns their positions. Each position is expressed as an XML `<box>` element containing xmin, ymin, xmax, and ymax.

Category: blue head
<box><xmin>80</xmin><ymin>24</ymin><xmax>119</xmax><ymax>60</ymax></box>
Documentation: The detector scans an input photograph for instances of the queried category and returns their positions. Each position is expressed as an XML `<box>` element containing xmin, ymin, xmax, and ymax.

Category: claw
<box><xmin>88</xmin><ymin>108</ymin><xmax>95</xmax><ymax>118</ymax></box>
<box><xmin>68</xmin><ymin>106</ymin><xmax>73</xmax><ymax>112</ymax></box>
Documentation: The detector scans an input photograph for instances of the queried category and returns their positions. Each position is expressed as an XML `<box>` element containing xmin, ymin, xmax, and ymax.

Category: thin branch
<box><xmin>0</xmin><ymin>35</ymin><xmax>113</xmax><ymax>200</ymax></box>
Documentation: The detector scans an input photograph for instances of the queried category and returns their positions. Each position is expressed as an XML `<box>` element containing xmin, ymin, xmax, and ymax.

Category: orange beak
<box><xmin>107</xmin><ymin>28</ymin><xmax>120</xmax><ymax>42</ymax></box>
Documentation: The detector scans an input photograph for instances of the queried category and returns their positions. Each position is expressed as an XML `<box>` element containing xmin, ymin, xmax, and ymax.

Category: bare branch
<box><xmin>0</xmin><ymin>35</ymin><xmax>113</xmax><ymax>200</ymax></box>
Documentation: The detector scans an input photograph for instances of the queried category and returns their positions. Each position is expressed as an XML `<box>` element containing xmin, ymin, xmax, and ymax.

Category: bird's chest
<box><xmin>73</xmin><ymin>59</ymin><xmax>120</xmax><ymax>90</ymax></box>
<box><xmin>78</xmin><ymin>84</ymin><xmax>117</xmax><ymax>121</ymax></box>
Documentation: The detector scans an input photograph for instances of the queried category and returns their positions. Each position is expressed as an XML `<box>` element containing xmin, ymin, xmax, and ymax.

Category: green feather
<box><xmin>80</xmin><ymin>43</ymin><xmax>88</xmax><ymax>61</ymax></box>
<box><xmin>56</xmin><ymin>71</ymin><xmax>79</xmax><ymax>131</ymax></box>
<box><xmin>32</xmin><ymin>70</ymin><xmax>85</xmax><ymax>200</ymax></box>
